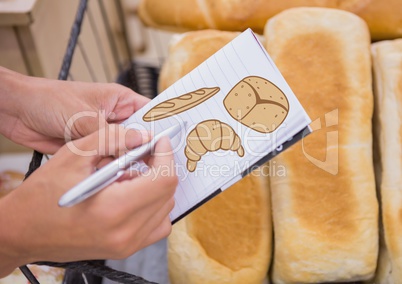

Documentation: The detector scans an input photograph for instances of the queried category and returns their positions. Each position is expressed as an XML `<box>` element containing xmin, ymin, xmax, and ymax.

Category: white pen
<box><xmin>58</xmin><ymin>122</ymin><xmax>185</xmax><ymax>207</ymax></box>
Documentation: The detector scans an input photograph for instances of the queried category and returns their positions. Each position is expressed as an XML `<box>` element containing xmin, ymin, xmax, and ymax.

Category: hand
<box><xmin>0</xmin><ymin>125</ymin><xmax>177</xmax><ymax>277</ymax></box>
<box><xmin>0</xmin><ymin>67</ymin><xmax>150</xmax><ymax>153</ymax></box>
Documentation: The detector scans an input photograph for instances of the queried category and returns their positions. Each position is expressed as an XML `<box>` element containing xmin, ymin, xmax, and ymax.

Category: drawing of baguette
<box><xmin>184</xmin><ymin>119</ymin><xmax>244</xmax><ymax>172</ymax></box>
<box><xmin>143</xmin><ymin>87</ymin><xmax>220</xmax><ymax>122</ymax></box>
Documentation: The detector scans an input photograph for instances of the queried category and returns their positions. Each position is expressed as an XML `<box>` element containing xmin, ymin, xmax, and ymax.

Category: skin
<box><xmin>0</xmin><ymin>67</ymin><xmax>178</xmax><ymax>277</ymax></box>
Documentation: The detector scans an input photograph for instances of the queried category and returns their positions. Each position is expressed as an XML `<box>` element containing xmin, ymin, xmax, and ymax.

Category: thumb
<box><xmin>147</xmin><ymin>136</ymin><xmax>174</xmax><ymax>168</ymax></box>
<box><xmin>67</xmin><ymin>110</ymin><xmax>107</xmax><ymax>140</ymax></box>
<box><xmin>65</xmin><ymin>124</ymin><xmax>151</xmax><ymax>165</ymax></box>
<box><xmin>144</xmin><ymin>136</ymin><xmax>176</xmax><ymax>183</ymax></box>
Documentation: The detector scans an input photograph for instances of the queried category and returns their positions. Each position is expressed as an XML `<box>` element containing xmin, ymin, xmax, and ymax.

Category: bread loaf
<box><xmin>371</xmin><ymin>39</ymin><xmax>402</xmax><ymax>284</ymax></box>
<box><xmin>158</xmin><ymin>30</ymin><xmax>238</xmax><ymax>92</ymax></box>
<box><xmin>354</xmin><ymin>0</ymin><xmax>402</xmax><ymax>40</ymax></box>
<box><xmin>264</xmin><ymin>8</ymin><xmax>378</xmax><ymax>283</ymax></box>
<box><xmin>160</xmin><ymin>30</ymin><xmax>272</xmax><ymax>284</ymax></box>
<box><xmin>138</xmin><ymin>0</ymin><xmax>402</xmax><ymax>40</ymax></box>
<box><xmin>168</xmin><ymin>173</ymin><xmax>272</xmax><ymax>284</ymax></box>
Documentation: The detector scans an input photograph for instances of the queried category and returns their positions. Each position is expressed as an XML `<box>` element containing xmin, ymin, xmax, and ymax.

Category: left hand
<box><xmin>0</xmin><ymin>67</ymin><xmax>150</xmax><ymax>154</ymax></box>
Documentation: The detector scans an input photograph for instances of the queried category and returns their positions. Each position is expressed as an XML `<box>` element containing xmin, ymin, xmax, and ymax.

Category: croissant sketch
<box><xmin>184</xmin><ymin>119</ymin><xmax>245</xmax><ymax>172</ymax></box>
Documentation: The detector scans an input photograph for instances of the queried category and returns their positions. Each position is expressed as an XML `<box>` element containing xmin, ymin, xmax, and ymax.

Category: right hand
<box><xmin>0</xmin><ymin>125</ymin><xmax>178</xmax><ymax>277</ymax></box>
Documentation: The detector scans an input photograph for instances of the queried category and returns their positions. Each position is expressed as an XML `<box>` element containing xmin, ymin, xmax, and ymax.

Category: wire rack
<box><xmin>19</xmin><ymin>0</ymin><xmax>161</xmax><ymax>283</ymax></box>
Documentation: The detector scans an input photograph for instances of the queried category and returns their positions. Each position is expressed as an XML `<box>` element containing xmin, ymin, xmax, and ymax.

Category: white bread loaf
<box><xmin>168</xmin><ymin>174</ymin><xmax>271</xmax><ymax>284</ymax></box>
<box><xmin>158</xmin><ymin>30</ymin><xmax>239</xmax><ymax>92</ymax></box>
<box><xmin>159</xmin><ymin>30</ymin><xmax>272</xmax><ymax>284</ymax></box>
<box><xmin>264</xmin><ymin>8</ymin><xmax>378</xmax><ymax>283</ymax></box>
<box><xmin>138</xmin><ymin>0</ymin><xmax>402</xmax><ymax>40</ymax></box>
<box><xmin>353</xmin><ymin>0</ymin><xmax>402</xmax><ymax>40</ymax></box>
<box><xmin>371</xmin><ymin>39</ymin><xmax>402</xmax><ymax>284</ymax></box>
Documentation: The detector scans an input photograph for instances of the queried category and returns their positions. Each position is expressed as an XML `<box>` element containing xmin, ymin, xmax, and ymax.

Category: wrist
<box><xmin>0</xmin><ymin>68</ymin><xmax>26</xmax><ymax>135</ymax></box>
<box><xmin>0</xmin><ymin>67</ymin><xmax>43</xmax><ymax>140</ymax></box>
<box><xmin>0</xmin><ymin>67</ymin><xmax>26</xmax><ymax>114</ymax></box>
<box><xmin>0</xmin><ymin>193</ymin><xmax>33</xmax><ymax>277</ymax></box>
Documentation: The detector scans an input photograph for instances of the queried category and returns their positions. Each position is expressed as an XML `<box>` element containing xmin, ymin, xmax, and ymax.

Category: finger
<box><xmin>116</xmin><ymin>164</ymin><xmax>144</xmax><ymax>181</ymax></box>
<box><xmin>17</xmin><ymin>128</ymin><xmax>66</xmax><ymax>154</ymax></box>
<box><xmin>103</xmin><ymin>125</ymin><xmax>151</xmax><ymax>157</ymax></box>
<box><xmin>131</xmin><ymin>137</ymin><xmax>178</xmax><ymax>200</ymax></box>
<box><xmin>95</xmin><ymin>157</ymin><xmax>114</xmax><ymax>170</ymax></box>
<box><xmin>139</xmin><ymin>197</ymin><xmax>175</xmax><ymax>234</ymax></box>
<box><xmin>107</xmin><ymin>89</ymin><xmax>151</xmax><ymax>122</ymax></box>
<box><xmin>118</xmin><ymin>170</ymin><xmax>141</xmax><ymax>181</ymax></box>
<box><xmin>137</xmin><ymin>216</ymin><xmax>172</xmax><ymax>250</ymax></box>
<box><xmin>89</xmin><ymin>137</ymin><xmax>177</xmax><ymax>215</ymax></box>
<box><xmin>126</xmin><ymin>197</ymin><xmax>174</xmax><ymax>251</ymax></box>
<box><xmin>100</xmin><ymin>169</ymin><xmax>177</xmax><ymax>224</ymax></box>
<box><xmin>146</xmin><ymin>136</ymin><xmax>175</xmax><ymax>174</ymax></box>
<box><xmin>105</xmin><ymin>173</ymin><xmax>176</xmax><ymax>213</ymax></box>
<box><xmin>65</xmin><ymin>125</ymin><xmax>151</xmax><ymax>166</ymax></box>
<box><xmin>87</xmin><ymin>176</ymin><xmax>174</xmax><ymax>237</ymax></box>
<box><xmin>129</xmin><ymin>92</ymin><xmax>151</xmax><ymax>111</ymax></box>
<box><xmin>31</xmin><ymin>138</ymin><xmax>66</xmax><ymax>155</ymax></box>
<box><xmin>111</xmin><ymin>164</ymin><xmax>141</xmax><ymax>182</ymax></box>
<box><xmin>95</xmin><ymin>137</ymin><xmax>151</xmax><ymax>178</ymax></box>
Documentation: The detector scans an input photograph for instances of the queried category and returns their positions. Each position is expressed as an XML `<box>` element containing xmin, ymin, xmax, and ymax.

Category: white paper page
<box><xmin>123</xmin><ymin>29</ymin><xmax>311</xmax><ymax>222</ymax></box>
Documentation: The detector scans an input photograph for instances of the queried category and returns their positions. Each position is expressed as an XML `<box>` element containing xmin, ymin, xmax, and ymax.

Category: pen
<box><xmin>58</xmin><ymin>122</ymin><xmax>185</xmax><ymax>207</ymax></box>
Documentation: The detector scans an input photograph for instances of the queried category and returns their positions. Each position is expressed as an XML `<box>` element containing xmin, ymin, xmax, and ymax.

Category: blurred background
<box><xmin>0</xmin><ymin>0</ymin><xmax>173</xmax><ymax>156</ymax></box>
<box><xmin>0</xmin><ymin>0</ymin><xmax>401</xmax><ymax>284</ymax></box>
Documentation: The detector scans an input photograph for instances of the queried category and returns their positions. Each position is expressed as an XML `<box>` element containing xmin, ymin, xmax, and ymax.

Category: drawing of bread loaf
<box><xmin>143</xmin><ymin>87</ymin><xmax>220</xmax><ymax>122</ymax></box>
<box><xmin>185</xmin><ymin>120</ymin><xmax>244</xmax><ymax>172</ymax></box>
<box><xmin>224</xmin><ymin>76</ymin><xmax>289</xmax><ymax>133</ymax></box>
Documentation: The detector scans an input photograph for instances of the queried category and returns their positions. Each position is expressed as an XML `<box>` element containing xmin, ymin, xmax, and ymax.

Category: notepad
<box><xmin>123</xmin><ymin>29</ymin><xmax>311</xmax><ymax>223</ymax></box>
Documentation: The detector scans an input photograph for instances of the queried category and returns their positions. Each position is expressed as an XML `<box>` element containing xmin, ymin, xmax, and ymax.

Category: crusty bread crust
<box><xmin>372</xmin><ymin>39</ymin><xmax>402</xmax><ymax>284</ymax></box>
<box><xmin>168</xmin><ymin>173</ymin><xmax>272</xmax><ymax>284</ymax></box>
<box><xmin>138</xmin><ymin>0</ymin><xmax>402</xmax><ymax>40</ymax></box>
<box><xmin>265</xmin><ymin>8</ymin><xmax>378</xmax><ymax>283</ymax></box>
<box><xmin>160</xmin><ymin>30</ymin><xmax>272</xmax><ymax>284</ymax></box>
<box><xmin>158</xmin><ymin>30</ymin><xmax>238</xmax><ymax>92</ymax></box>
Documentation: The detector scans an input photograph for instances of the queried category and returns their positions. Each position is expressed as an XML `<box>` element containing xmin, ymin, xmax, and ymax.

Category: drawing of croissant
<box><xmin>184</xmin><ymin>119</ymin><xmax>245</xmax><ymax>172</ymax></box>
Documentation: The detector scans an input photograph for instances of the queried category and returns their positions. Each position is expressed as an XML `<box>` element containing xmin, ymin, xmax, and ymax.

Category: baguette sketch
<box><xmin>143</xmin><ymin>87</ymin><xmax>220</xmax><ymax>122</ymax></box>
